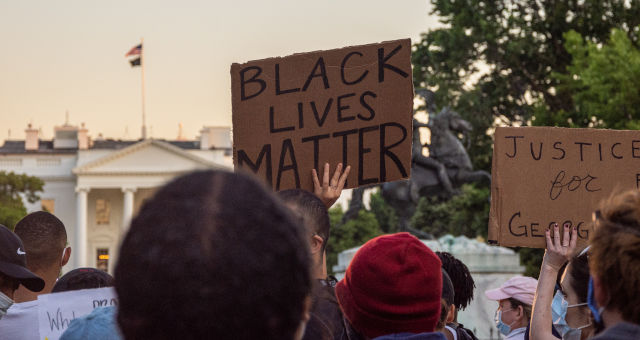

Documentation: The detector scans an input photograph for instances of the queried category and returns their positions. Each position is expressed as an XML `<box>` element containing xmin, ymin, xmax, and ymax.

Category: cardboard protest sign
<box><xmin>38</xmin><ymin>287</ymin><xmax>117</xmax><ymax>340</ymax></box>
<box><xmin>489</xmin><ymin>126</ymin><xmax>640</xmax><ymax>248</ymax></box>
<box><xmin>231</xmin><ymin>39</ymin><xmax>414</xmax><ymax>191</ymax></box>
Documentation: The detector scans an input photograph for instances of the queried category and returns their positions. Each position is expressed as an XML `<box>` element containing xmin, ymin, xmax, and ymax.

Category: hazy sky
<box><xmin>0</xmin><ymin>0</ymin><xmax>440</xmax><ymax>142</ymax></box>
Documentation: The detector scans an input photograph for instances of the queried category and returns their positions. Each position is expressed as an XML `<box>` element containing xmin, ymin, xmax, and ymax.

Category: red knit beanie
<box><xmin>335</xmin><ymin>232</ymin><xmax>442</xmax><ymax>339</ymax></box>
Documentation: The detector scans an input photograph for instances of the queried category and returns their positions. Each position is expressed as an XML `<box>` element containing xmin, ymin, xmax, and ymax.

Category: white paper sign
<box><xmin>37</xmin><ymin>287</ymin><xmax>118</xmax><ymax>340</ymax></box>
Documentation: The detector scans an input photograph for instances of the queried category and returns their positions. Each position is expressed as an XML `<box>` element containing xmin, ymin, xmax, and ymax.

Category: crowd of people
<box><xmin>0</xmin><ymin>164</ymin><xmax>639</xmax><ymax>340</ymax></box>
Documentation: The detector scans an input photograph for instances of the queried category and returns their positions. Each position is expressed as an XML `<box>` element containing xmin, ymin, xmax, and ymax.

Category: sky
<box><xmin>0</xmin><ymin>0</ymin><xmax>441</xmax><ymax>143</ymax></box>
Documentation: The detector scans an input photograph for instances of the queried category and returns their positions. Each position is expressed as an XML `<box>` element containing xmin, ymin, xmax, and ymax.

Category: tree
<box><xmin>368</xmin><ymin>191</ymin><xmax>398</xmax><ymax>234</ymax></box>
<box><xmin>413</xmin><ymin>0</ymin><xmax>640</xmax><ymax>171</ymax></box>
<box><xmin>0</xmin><ymin>171</ymin><xmax>44</xmax><ymax>230</ymax></box>
<box><xmin>411</xmin><ymin>183</ymin><xmax>490</xmax><ymax>238</ymax></box>
<box><xmin>326</xmin><ymin>206</ymin><xmax>382</xmax><ymax>275</ymax></box>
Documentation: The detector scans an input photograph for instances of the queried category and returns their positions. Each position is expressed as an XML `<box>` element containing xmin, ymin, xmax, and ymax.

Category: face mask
<box><xmin>0</xmin><ymin>290</ymin><xmax>14</xmax><ymax>320</ymax></box>
<box><xmin>551</xmin><ymin>291</ymin><xmax>590</xmax><ymax>339</ymax></box>
<box><xmin>495</xmin><ymin>309</ymin><xmax>514</xmax><ymax>336</ymax></box>
<box><xmin>587</xmin><ymin>277</ymin><xmax>604</xmax><ymax>323</ymax></box>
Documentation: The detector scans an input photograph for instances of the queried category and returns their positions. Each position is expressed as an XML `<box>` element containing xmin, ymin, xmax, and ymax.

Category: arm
<box><xmin>530</xmin><ymin>223</ymin><xmax>577</xmax><ymax>340</ymax></box>
<box><xmin>312</xmin><ymin>163</ymin><xmax>351</xmax><ymax>209</ymax></box>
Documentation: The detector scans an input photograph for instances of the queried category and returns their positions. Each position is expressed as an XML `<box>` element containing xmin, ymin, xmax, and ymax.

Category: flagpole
<box><xmin>140</xmin><ymin>37</ymin><xmax>147</xmax><ymax>140</ymax></box>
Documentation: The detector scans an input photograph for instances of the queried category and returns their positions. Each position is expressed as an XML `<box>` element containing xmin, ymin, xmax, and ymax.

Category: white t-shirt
<box><xmin>505</xmin><ymin>326</ymin><xmax>527</xmax><ymax>340</ymax></box>
<box><xmin>0</xmin><ymin>300</ymin><xmax>39</xmax><ymax>340</ymax></box>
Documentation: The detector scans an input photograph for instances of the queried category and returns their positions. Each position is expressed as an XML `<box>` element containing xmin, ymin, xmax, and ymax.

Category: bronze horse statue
<box><xmin>342</xmin><ymin>104</ymin><xmax>490</xmax><ymax>235</ymax></box>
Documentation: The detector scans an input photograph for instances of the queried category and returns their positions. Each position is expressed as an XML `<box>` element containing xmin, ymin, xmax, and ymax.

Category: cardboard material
<box><xmin>489</xmin><ymin>126</ymin><xmax>640</xmax><ymax>248</ymax></box>
<box><xmin>231</xmin><ymin>39</ymin><xmax>414</xmax><ymax>191</ymax></box>
<box><xmin>37</xmin><ymin>287</ymin><xmax>117</xmax><ymax>340</ymax></box>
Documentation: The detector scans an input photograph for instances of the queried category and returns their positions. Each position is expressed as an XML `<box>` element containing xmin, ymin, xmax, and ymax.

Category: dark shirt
<box><xmin>373</xmin><ymin>332</ymin><xmax>447</xmax><ymax>340</ymax></box>
<box><xmin>591</xmin><ymin>322</ymin><xmax>640</xmax><ymax>340</ymax></box>
<box><xmin>303</xmin><ymin>278</ymin><xmax>347</xmax><ymax>340</ymax></box>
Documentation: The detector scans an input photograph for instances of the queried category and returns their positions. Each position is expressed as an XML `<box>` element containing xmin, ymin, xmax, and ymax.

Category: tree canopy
<box><xmin>0</xmin><ymin>171</ymin><xmax>44</xmax><ymax>230</ymax></box>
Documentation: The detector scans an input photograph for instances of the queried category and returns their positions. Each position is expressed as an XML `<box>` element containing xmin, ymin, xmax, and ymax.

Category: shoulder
<box><xmin>592</xmin><ymin>322</ymin><xmax>640</xmax><ymax>340</ymax></box>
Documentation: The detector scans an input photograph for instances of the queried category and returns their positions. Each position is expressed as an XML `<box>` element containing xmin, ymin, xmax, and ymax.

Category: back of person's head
<box><xmin>436</xmin><ymin>251</ymin><xmax>475</xmax><ymax>311</ymax></box>
<box><xmin>14</xmin><ymin>211</ymin><xmax>67</xmax><ymax>272</ymax></box>
<box><xmin>437</xmin><ymin>269</ymin><xmax>455</xmax><ymax>331</ymax></box>
<box><xmin>278</xmin><ymin>189</ymin><xmax>330</xmax><ymax>252</ymax></box>
<box><xmin>566</xmin><ymin>252</ymin><xmax>590</xmax><ymax>303</ymax></box>
<box><xmin>336</xmin><ymin>232</ymin><xmax>442</xmax><ymax>338</ymax></box>
<box><xmin>590</xmin><ymin>189</ymin><xmax>640</xmax><ymax>323</ymax></box>
<box><xmin>52</xmin><ymin>268</ymin><xmax>114</xmax><ymax>293</ymax></box>
<box><xmin>115</xmin><ymin>170</ymin><xmax>312</xmax><ymax>340</ymax></box>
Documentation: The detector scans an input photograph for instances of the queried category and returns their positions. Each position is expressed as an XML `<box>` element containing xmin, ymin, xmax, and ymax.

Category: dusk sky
<box><xmin>0</xmin><ymin>0</ymin><xmax>440</xmax><ymax>143</ymax></box>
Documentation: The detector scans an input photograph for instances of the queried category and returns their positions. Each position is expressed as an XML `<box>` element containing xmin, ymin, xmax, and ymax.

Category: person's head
<box><xmin>53</xmin><ymin>268</ymin><xmax>114</xmax><ymax>293</ymax></box>
<box><xmin>436</xmin><ymin>269</ymin><xmax>456</xmax><ymax>332</ymax></box>
<box><xmin>0</xmin><ymin>224</ymin><xmax>44</xmax><ymax>315</ymax></box>
<box><xmin>436</xmin><ymin>252</ymin><xmax>475</xmax><ymax>312</ymax></box>
<box><xmin>590</xmin><ymin>190</ymin><xmax>640</xmax><ymax>326</ymax></box>
<box><xmin>14</xmin><ymin>211</ymin><xmax>70</xmax><ymax>275</ymax></box>
<box><xmin>115</xmin><ymin>170</ymin><xmax>312</xmax><ymax>340</ymax></box>
<box><xmin>336</xmin><ymin>232</ymin><xmax>442</xmax><ymax>339</ymax></box>
<box><xmin>277</xmin><ymin>189</ymin><xmax>330</xmax><ymax>277</ymax></box>
<box><xmin>485</xmin><ymin>276</ymin><xmax>536</xmax><ymax>333</ymax></box>
<box><xmin>551</xmin><ymin>251</ymin><xmax>592</xmax><ymax>339</ymax></box>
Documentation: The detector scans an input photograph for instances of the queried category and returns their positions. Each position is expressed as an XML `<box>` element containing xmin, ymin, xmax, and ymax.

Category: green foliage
<box><xmin>410</xmin><ymin>183</ymin><xmax>490</xmax><ymax>238</ymax></box>
<box><xmin>413</xmin><ymin>0</ymin><xmax>640</xmax><ymax>171</ymax></box>
<box><xmin>0</xmin><ymin>171</ymin><xmax>44</xmax><ymax>230</ymax></box>
<box><xmin>326</xmin><ymin>206</ymin><xmax>382</xmax><ymax>275</ymax></box>
<box><xmin>516</xmin><ymin>247</ymin><xmax>545</xmax><ymax>278</ymax></box>
<box><xmin>368</xmin><ymin>192</ymin><xmax>398</xmax><ymax>233</ymax></box>
<box><xmin>536</xmin><ymin>29</ymin><xmax>640</xmax><ymax>129</ymax></box>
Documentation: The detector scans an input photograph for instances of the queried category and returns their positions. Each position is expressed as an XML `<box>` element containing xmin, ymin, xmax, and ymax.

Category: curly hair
<box><xmin>590</xmin><ymin>189</ymin><xmax>640</xmax><ymax>323</ymax></box>
<box><xmin>436</xmin><ymin>252</ymin><xmax>475</xmax><ymax>310</ymax></box>
<box><xmin>115</xmin><ymin>170</ymin><xmax>312</xmax><ymax>340</ymax></box>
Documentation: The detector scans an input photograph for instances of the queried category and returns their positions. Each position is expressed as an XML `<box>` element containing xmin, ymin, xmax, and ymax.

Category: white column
<box><xmin>75</xmin><ymin>187</ymin><xmax>89</xmax><ymax>268</ymax></box>
<box><xmin>122</xmin><ymin>187</ymin><xmax>136</xmax><ymax>232</ymax></box>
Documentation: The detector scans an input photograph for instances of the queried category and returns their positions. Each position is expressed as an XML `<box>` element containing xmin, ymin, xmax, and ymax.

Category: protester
<box><xmin>485</xmin><ymin>276</ymin><xmax>537</xmax><ymax>340</ymax></box>
<box><xmin>115</xmin><ymin>170</ymin><xmax>312</xmax><ymax>340</ymax></box>
<box><xmin>60</xmin><ymin>306</ymin><xmax>122</xmax><ymax>340</ymax></box>
<box><xmin>279</xmin><ymin>188</ymin><xmax>344</xmax><ymax>340</ymax></box>
<box><xmin>13</xmin><ymin>211</ymin><xmax>71</xmax><ymax>302</ymax></box>
<box><xmin>335</xmin><ymin>232</ymin><xmax>446</xmax><ymax>340</ymax></box>
<box><xmin>0</xmin><ymin>224</ymin><xmax>44</xmax><ymax>323</ymax></box>
<box><xmin>53</xmin><ymin>267</ymin><xmax>114</xmax><ymax>292</ymax></box>
<box><xmin>587</xmin><ymin>190</ymin><xmax>640</xmax><ymax>339</ymax></box>
<box><xmin>530</xmin><ymin>224</ymin><xmax>593</xmax><ymax>340</ymax></box>
<box><xmin>436</xmin><ymin>252</ymin><xmax>478</xmax><ymax>340</ymax></box>
<box><xmin>312</xmin><ymin>162</ymin><xmax>351</xmax><ymax>208</ymax></box>
<box><xmin>437</xmin><ymin>270</ymin><xmax>456</xmax><ymax>335</ymax></box>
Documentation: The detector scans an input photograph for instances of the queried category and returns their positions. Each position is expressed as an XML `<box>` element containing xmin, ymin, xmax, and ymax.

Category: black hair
<box><xmin>14</xmin><ymin>211</ymin><xmax>67</xmax><ymax>271</ymax></box>
<box><xmin>567</xmin><ymin>252</ymin><xmax>590</xmax><ymax>303</ymax></box>
<box><xmin>441</xmin><ymin>269</ymin><xmax>455</xmax><ymax>306</ymax></box>
<box><xmin>277</xmin><ymin>189</ymin><xmax>330</xmax><ymax>253</ymax></box>
<box><xmin>115</xmin><ymin>170</ymin><xmax>312</xmax><ymax>340</ymax></box>
<box><xmin>52</xmin><ymin>268</ymin><xmax>114</xmax><ymax>293</ymax></box>
<box><xmin>436</xmin><ymin>252</ymin><xmax>475</xmax><ymax>310</ymax></box>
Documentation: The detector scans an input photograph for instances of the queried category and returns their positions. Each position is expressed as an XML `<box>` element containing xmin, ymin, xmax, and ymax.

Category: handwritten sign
<box><xmin>231</xmin><ymin>39</ymin><xmax>414</xmax><ymax>191</ymax></box>
<box><xmin>488</xmin><ymin>126</ymin><xmax>640</xmax><ymax>248</ymax></box>
<box><xmin>37</xmin><ymin>287</ymin><xmax>117</xmax><ymax>340</ymax></box>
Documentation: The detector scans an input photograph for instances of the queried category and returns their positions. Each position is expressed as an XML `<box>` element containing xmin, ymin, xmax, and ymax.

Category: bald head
<box><xmin>14</xmin><ymin>211</ymin><xmax>67</xmax><ymax>272</ymax></box>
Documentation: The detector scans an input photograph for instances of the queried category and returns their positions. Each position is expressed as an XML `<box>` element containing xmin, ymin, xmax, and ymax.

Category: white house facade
<box><xmin>0</xmin><ymin>124</ymin><xmax>232</xmax><ymax>274</ymax></box>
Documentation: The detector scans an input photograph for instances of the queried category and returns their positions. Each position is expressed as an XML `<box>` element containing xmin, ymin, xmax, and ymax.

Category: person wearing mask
<box><xmin>0</xmin><ymin>225</ymin><xmax>44</xmax><ymax>321</ymax></box>
<box><xmin>530</xmin><ymin>224</ymin><xmax>593</xmax><ymax>340</ymax></box>
<box><xmin>588</xmin><ymin>190</ymin><xmax>640</xmax><ymax>339</ymax></box>
<box><xmin>485</xmin><ymin>276</ymin><xmax>537</xmax><ymax>340</ymax></box>
<box><xmin>336</xmin><ymin>232</ymin><xmax>447</xmax><ymax>340</ymax></box>
<box><xmin>114</xmin><ymin>170</ymin><xmax>313</xmax><ymax>340</ymax></box>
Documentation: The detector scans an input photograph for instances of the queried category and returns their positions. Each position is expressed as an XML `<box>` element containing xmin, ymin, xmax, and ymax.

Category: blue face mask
<box><xmin>551</xmin><ymin>291</ymin><xmax>589</xmax><ymax>338</ymax></box>
<box><xmin>494</xmin><ymin>310</ymin><xmax>513</xmax><ymax>336</ymax></box>
<box><xmin>587</xmin><ymin>277</ymin><xmax>604</xmax><ymax>324</ymax></box>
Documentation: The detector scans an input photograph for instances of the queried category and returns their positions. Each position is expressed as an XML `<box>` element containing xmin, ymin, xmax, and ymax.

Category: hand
<box><xmin>543</xmin><ymin>223</ymin><xmax>578</xmax><ymax>271</ymax></box>
<box><xmin>312</xmin><ymin>163</ymin><xmax>351</xmax><ymax>209</ymax></box>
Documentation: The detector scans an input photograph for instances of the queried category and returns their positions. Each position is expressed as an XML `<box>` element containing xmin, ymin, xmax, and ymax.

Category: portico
<box><xmin>72</xmin><ymin>139</ymin><xmax>225</xmax><ymax>272</ymax></box>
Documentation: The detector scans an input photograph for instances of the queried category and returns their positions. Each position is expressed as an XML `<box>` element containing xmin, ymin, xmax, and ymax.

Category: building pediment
<box><xmin>73</xmin><ymin>139</ymin><xmax>222</xmax><ymax>175</ymax></box>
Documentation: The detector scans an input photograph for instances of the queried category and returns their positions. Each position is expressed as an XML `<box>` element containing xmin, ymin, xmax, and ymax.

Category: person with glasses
<box><xmin>485</xmin><ymin>276</ymin><xmax>538</xmax><ymax>340</ymax></box>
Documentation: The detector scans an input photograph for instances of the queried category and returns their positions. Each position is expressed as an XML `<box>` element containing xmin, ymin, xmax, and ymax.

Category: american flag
<box><xmin>125</xmin><ymin>44</ymin><xmax>142</xmax><ymax>57</ymax></box>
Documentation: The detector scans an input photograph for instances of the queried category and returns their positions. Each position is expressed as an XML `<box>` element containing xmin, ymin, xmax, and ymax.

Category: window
<box><xmin>96</xmin><ymin>248</ymin><xmax>109</xmax><ymax>272</ymax></box>
<box><xmin>96</xmin><ymin>199</ymin><xmax>110</xmax><ymax>224</ymax></box>
<box><xmin>41</xmin><ymin>199</ymin><xmax>55</xmax><ymax>214</ymax></box>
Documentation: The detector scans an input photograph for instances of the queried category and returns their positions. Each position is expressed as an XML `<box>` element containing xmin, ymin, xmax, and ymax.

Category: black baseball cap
<box><xmin>0</xmin><ymin>225</ymin><xmax>45</xmax><ymax>292</ymax></box>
